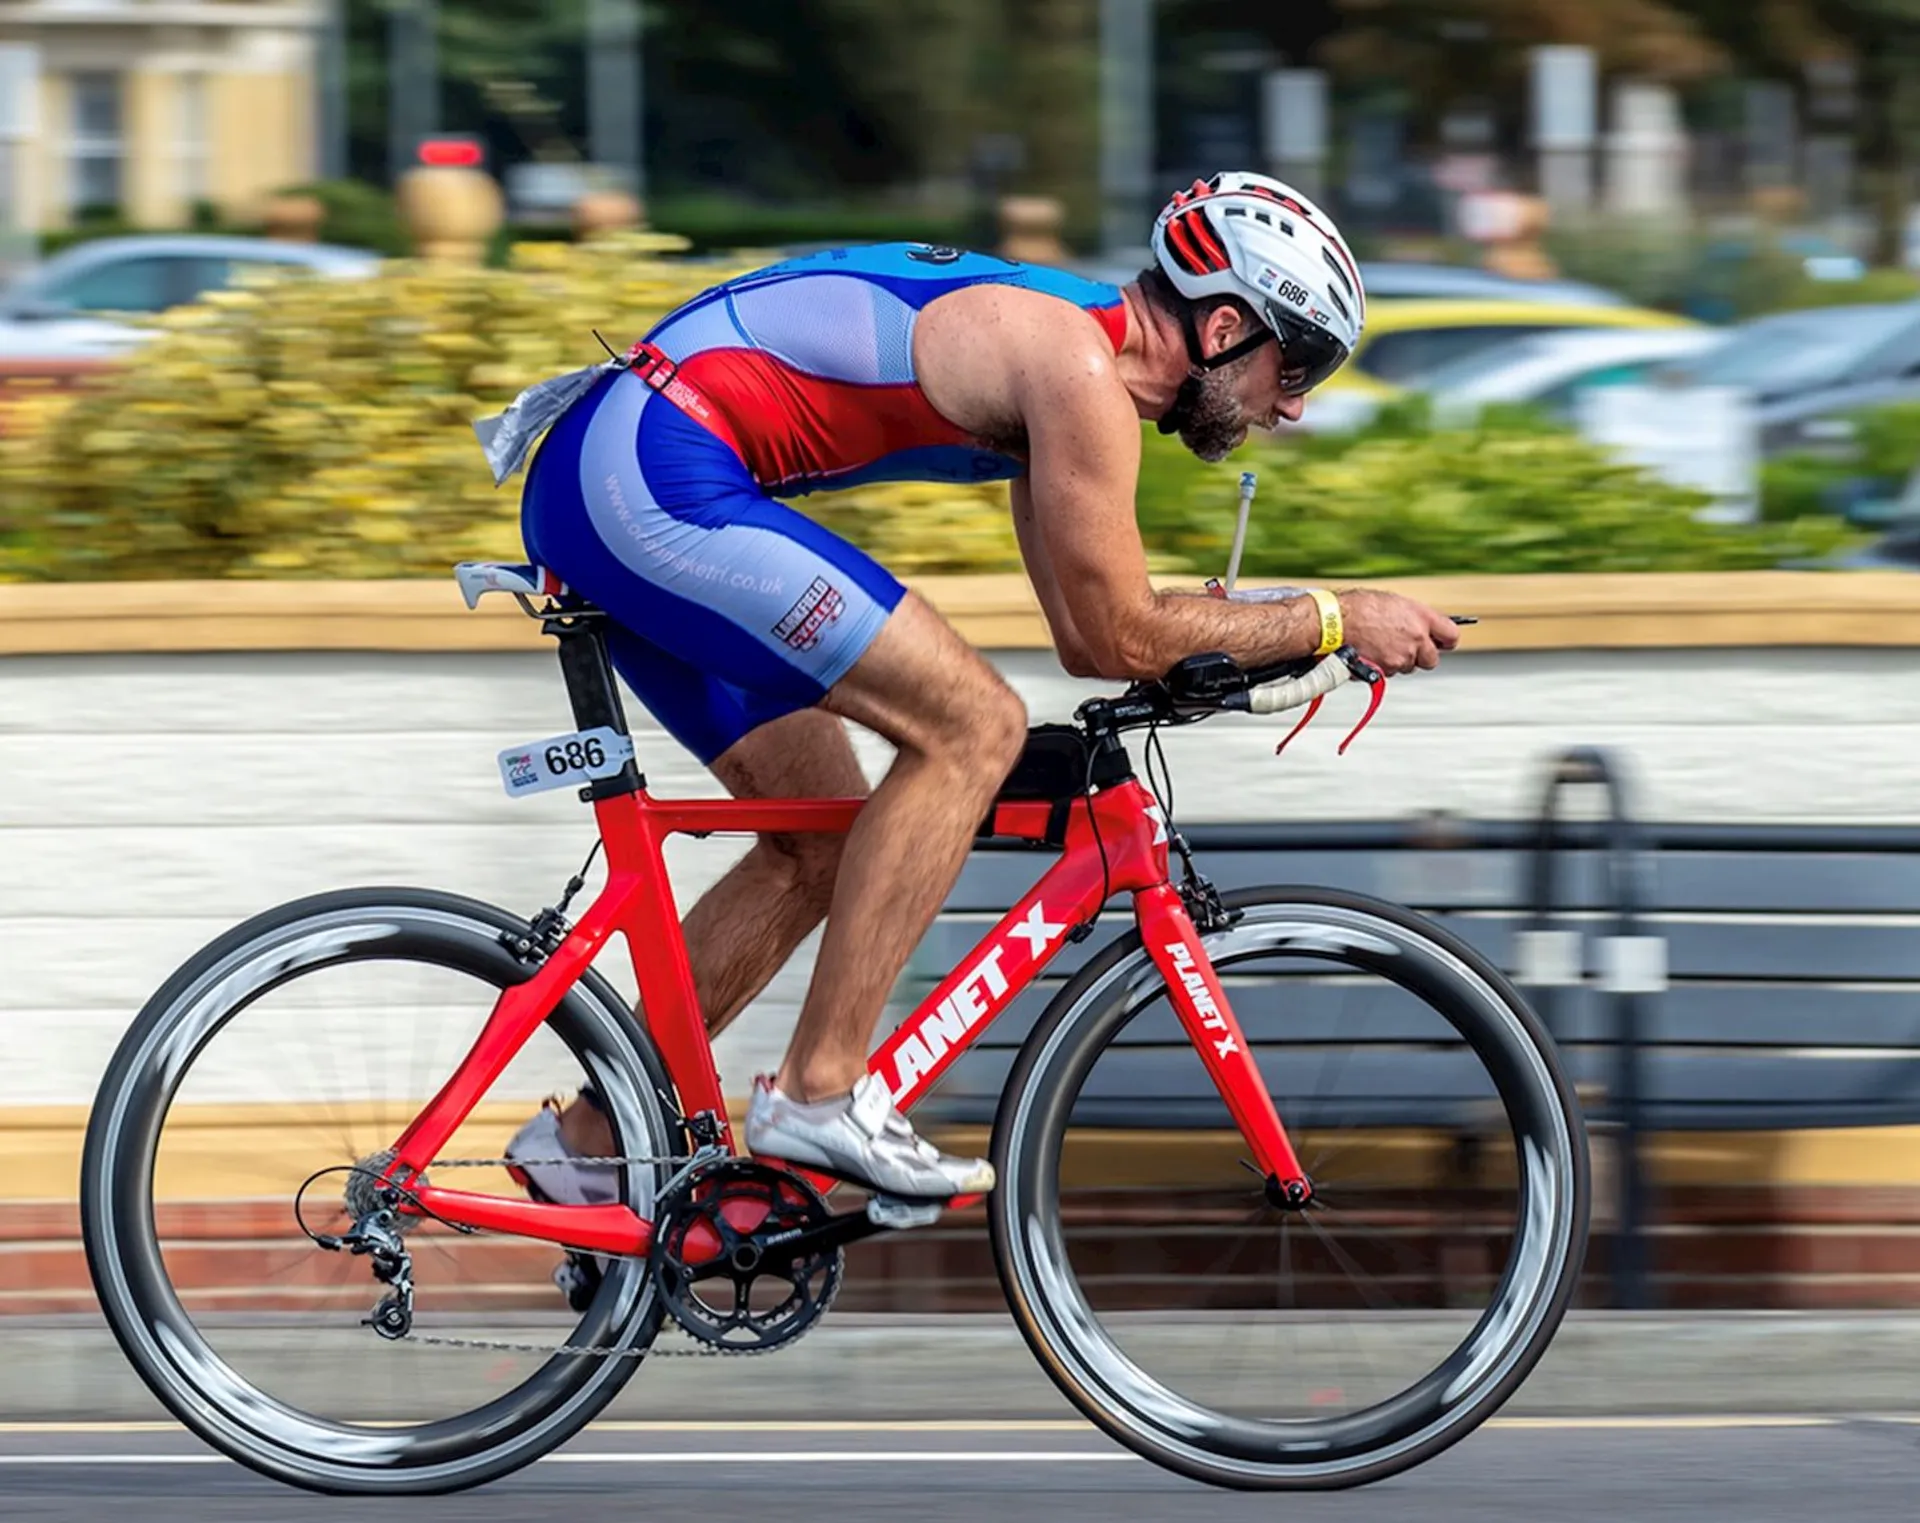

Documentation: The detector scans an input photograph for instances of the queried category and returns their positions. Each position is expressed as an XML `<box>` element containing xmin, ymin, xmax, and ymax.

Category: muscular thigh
<box><xmin>711</xmin><ymin>708</ymin><xmax>869</xmax><ymax>805</ymax></box>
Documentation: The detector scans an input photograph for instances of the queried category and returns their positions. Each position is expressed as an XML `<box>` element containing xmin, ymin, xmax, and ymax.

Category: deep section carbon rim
<box><xmin>990</xmin><ymin>889</ymin><xmax>1588</xmax><ymax>1488</ymax></box>
<box><xmin>81</xmin><ymin>890</ymin><xmax>680</xmax><ymax>1493</ymax></box>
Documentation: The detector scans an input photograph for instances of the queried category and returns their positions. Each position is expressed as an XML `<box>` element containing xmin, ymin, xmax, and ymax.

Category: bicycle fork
<box><xmin>1135</xmin><ymin>884</ymin><xmax>1313</xmax><ymax>1209</ymax></box>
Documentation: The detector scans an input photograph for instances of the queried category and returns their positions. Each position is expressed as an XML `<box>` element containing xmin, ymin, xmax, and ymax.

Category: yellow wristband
<box><xmin>1306</xmin><ymin>588</ymin><xmax>1344</xmax><ymax>656</ymax></box>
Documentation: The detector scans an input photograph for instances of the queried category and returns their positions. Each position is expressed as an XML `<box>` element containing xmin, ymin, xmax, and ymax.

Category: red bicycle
<box><xmin>81</xmin><ymin>563</ymin><xmax>1589</xmax><ymax>1494</ymax></box>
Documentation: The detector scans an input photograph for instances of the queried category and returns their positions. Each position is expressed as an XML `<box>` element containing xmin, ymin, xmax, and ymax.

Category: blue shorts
<box><xmin>519</xmin><ymin>370</ymin><xmax>905</xmax><ymax>764</ymax></box>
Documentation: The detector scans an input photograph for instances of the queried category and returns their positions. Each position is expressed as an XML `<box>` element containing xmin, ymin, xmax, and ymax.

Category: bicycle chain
<box><xmin>392</xmin><ymin>1151</ymin><xmax>797</xmax><ymax>1361</ymax></box>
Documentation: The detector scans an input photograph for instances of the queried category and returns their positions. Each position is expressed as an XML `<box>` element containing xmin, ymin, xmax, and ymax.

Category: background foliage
<box><xmin>0</xmin><ymin>246</ymin><xmax>1856</xmax><ymax>583</ymax></box>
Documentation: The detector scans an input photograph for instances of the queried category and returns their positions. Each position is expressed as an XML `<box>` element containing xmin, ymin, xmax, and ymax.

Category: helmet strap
<box><xmin>1155</xmin><ymin>305</ymin><xmax>1276</xmax><ymax>435</ymax></box>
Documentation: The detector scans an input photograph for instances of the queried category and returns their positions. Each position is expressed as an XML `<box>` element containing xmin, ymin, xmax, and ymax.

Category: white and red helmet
<box><xmin>1150</xmin><ymin>172</ymin><xmax>1365</xmax><ymax>395</ymax></box>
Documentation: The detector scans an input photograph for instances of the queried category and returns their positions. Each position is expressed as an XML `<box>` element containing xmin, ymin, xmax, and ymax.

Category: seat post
<box><xmin>548</xmin><ymin>615</ymin><xmax>643</xmax><ymax>799</ymax></box>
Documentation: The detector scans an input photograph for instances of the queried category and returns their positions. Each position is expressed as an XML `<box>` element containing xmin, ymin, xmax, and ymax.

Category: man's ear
<box><xmin>1199</xmin><ymin>301</ymin><xmax>1246</xmax><ymax>362</ymax></box>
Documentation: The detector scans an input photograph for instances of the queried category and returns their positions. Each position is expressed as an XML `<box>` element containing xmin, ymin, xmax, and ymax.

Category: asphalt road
<box><xmin>2</xmin><ymin>1418</ymin><xmax>1916</xmax><ymax>1523</ymax></box>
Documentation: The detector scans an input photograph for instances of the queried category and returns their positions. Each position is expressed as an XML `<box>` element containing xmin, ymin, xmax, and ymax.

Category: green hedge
<box><xmin>1761</xmin><ymin>401</ymin><xmax>1920</xmax><ymax>525</ymax></box>
<box><xmin>0</xmin><ymin>243</ymin><xmax>1859</xmax><ymax>584</ymax></box>
<box><xmin>1136</xmin><ymin>401</ymin><xmax>1857</xmax><ymax>579</ymax></box>
<box><xmin>1544</xmin><ymin>217</ymin><xmax>1919</xmax><ymax>322</ymax></box>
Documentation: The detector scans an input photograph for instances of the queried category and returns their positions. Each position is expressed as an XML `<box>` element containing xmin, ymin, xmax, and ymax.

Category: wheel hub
<box><xmin>342</xmin><ymin>1147</ymin><xmax>425</xmax><ymax>1234</ymax></box>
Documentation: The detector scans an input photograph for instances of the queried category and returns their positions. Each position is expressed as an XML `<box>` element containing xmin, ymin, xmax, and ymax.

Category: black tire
<box><xmin>988</xmin><ymin>886</ymin><xmax>1589</xmax><ymax>1490</ymax></box>
<box><xmin>80</xmin><ymin>887</ymin><xmax>684</xmax><ymax>1495</ymax></box>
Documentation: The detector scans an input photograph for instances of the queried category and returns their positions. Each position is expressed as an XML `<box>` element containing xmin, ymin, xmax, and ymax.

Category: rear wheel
<box><xmin>989</xmin><ymin>887</ymin><xmax>1589</xmax><ymax>1490</ymax></box>
<box><xmin>81</xmin><ymin>887</ymin><xmax>683</xmax><ymax>1494</ymax></box>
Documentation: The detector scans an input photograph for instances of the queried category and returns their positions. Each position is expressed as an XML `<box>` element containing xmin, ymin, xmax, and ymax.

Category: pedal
<box><xmin>865</xmin><ymin>1194</ymin><xmax>944</xmax><ymax>1231</ymax></box>
<box><xmin>552</xmin><ymin>1253</ymin><xmax>602</xmax><ymax>1312</ymax></box>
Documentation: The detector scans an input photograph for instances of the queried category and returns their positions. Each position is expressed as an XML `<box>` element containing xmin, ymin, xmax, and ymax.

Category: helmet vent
<box><xmin>1321</xmin><ymin>247</ymin><xmax>1357</xmax><ymax>300</ymax></box>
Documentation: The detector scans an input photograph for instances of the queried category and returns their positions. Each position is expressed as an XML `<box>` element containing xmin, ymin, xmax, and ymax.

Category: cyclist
<box><xmin>489</xmin><ymin>172</ymin><xmax>1460</xmax><ymax>1209</ymax></box>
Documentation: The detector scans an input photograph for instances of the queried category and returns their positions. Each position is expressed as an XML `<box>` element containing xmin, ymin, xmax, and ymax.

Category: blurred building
<box><xmin>0</xmin><ymin>0</ymin><xmax>321</xmax><ymax>235</ymax></box>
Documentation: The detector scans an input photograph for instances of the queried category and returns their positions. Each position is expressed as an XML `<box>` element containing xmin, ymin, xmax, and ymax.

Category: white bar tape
<box><xmin>1245</xmin><ymin>654</ymin><xmax>1352</xmax><ymax>715</ymax></box>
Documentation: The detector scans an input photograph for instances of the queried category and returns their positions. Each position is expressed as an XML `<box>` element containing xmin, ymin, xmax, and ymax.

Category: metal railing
<box><xmin>956</xmin><ymin>747</ymin><xmax>1920</xmax><ymax>1310</ymax></box>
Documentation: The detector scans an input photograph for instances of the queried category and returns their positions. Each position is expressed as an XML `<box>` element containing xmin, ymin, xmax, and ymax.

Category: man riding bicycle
<box><xmin>486</xmin><ymin>171</ymin><xmax>1461</xmax><ymax>1209</ymax></box>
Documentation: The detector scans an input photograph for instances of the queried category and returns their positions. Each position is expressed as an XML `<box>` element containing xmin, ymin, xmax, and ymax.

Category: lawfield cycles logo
<box><xmin>773</xmin><ymin>577</ymin><xmax>846</xmax><ymax>652</ymax></box>
<box><xmin>501</xmin><ymin>749</ymin><xmax>542</xmax><ymax>792</ymax></box>
<box><xmin>886</xmin><ymin>902</ymin><xmax>1065</xmax><ymax>1098</ymax></box>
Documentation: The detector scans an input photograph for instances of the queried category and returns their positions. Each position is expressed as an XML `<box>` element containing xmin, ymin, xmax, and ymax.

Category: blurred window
<box><xmin>183</xmin><ymin>256</ymin><xmax>303</xmax><ymax>304</ymax></box>
<box><xmin>1534</xmin><ymin>364</ymin><xmax>1654</xmax><ymax>416</ymax></box>
<box><xmin>1357</xmin><ymin>324</ymin><xmax>1559</xmax><ymax>385</ymax></box>
<box><xmin>68</xmin><ymin>71</ymin><xmax>124</xmax><ymax>216</ymax></box>
<box><xmin>43</xmin><ymin>255</ymin><xmax>195</xmax><ymax>313</ymax></box>
<box><xmin>182</xmin><ymin>258</ymin><xmax>236</xmax><ymax>305</ymax></box>
<box><xmin>1421</xmin><ymin>336</ymin><xmax>1559</xmax><ymax>392</ymax></box>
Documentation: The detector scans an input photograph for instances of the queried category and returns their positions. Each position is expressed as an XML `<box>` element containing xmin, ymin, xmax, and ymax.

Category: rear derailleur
<box><xmin>337</xmin><ymin>1210</ymin><xmax>416</xmax><ymax>1341</ymax></box>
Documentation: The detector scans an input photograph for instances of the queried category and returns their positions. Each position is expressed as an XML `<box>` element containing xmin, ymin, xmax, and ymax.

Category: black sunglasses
<box><xmin>1264</xmin><ymin>305</ymin><xmax>1351</xmax><ymax>398</ymax></box>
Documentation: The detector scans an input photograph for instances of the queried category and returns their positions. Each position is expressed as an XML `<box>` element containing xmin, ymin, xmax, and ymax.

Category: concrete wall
<box><xmin>4</xmin><ymin>643</ymin><xmax>1918</xmax><ymax>1112</ymax></box>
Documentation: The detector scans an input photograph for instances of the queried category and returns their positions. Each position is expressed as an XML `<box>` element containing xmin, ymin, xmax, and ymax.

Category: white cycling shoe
<box><xmin>503</xmin><ymin>1103</ymin><xmax>619</xmax><ymax>1207</ymax></box>
<box><xmin>743</xmin><ymin>1072</ymin><xmax>995</xmax><ymax>1199</ymax></box>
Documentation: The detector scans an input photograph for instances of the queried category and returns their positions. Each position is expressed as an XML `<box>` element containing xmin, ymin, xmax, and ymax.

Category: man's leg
<box><xmin>685</xmin><ymin>707</ymin><xmax>873</xmax><ymax>1035</ymax></box>
<box><xmin>768</xmin><ymin>593</ymin><xmax>1028</xmax><ymax>1104</ymax></box>
<box><xmin>556</xmin><ymin>707</ymin><xmax>869</xmax><ymax>1159</ymax></box>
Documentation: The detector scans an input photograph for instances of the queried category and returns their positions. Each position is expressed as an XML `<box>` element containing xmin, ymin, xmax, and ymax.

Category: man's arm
<box><xmin>1013</xmin><ymin>334</ymin><xmax>1331</xmax><ymax>677</ymax></box>
<box><xmin>1009</xmin><ymin>475</ymin><xmax>1101</xmax><ymax>677</ymax></box>
<box><xmin>914</xmin><ymin>284</ymin><xmax>1455</xmax><ymax>678</ymax></box>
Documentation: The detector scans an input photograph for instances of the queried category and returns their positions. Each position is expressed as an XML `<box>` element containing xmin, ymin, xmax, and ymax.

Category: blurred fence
<box><xmin>915</xmin><ymin>749</ymin><xmax>1920</xmax><ymax>1313</ymax></box>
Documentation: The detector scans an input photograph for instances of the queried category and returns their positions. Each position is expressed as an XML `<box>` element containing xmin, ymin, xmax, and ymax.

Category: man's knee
<box><xmin>950</xmin><ymin>677</ymin><xmax>1029</xmax><ymax>780</ymax></box>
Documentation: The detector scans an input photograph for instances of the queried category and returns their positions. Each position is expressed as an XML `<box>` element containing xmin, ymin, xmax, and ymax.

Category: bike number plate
<box><xmin>498</xmin><ymin>726</ymin><xmax>634</xmax><ymax>798</ymax></box>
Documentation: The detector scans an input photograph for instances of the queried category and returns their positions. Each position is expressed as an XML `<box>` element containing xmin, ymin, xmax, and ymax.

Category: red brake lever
<box><xmin>1273</xmin><ymin>695</ymin><xmax>1325</xmax><ymax>758</ymax></box>
<box><xmin>1337</xmin><ymin>655</ymin><xmax>1387</xmax><ymax>755</ymax></box>
<box><xmin>1273</xmin><ymin>650</ymin><xmax>1388</xmax><ymax>759</ymax></box>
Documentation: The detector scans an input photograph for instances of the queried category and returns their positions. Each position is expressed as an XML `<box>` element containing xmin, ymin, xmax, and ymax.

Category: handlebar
<box><xmin>1240</xmin><ymin>651</ymin><xmax>1357</xmax><ymax>714</ymax></box>
<box><xmin>1076</xmin><ymin>646</ymin><xmax>1383</xmax><ymax>738</ymax></box>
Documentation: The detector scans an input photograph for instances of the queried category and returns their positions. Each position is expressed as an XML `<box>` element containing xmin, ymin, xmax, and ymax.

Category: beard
<box><xmin>1177</xmin><ymin>365</ymin><xmax>1256</xmax><ymax>463</ymax></box>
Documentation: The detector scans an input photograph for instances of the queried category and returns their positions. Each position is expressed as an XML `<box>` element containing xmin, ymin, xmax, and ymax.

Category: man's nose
<box><xmin>1276</xmin><ymin>394</ymin><xmax>1306</xmax><ymax>424</ymax></box>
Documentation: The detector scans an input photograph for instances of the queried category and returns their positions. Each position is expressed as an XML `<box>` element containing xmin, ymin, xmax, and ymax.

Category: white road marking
<box><xmin>0</xmin><ymin>1450</ymin><xmax>1134</xmax><ymax>1467</ymax></box>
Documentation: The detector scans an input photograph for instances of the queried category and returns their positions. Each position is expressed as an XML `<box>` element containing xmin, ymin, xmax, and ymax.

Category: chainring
<box><xmin>650</xmin><ymin>1158</ymin><xmax>842</xmax><ymax>1353</ymax></box>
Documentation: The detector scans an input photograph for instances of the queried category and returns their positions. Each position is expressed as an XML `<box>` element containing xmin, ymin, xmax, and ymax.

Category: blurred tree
<box><xmin>1007</xmin><ymin>0</ymin><xmax>1100</xmax><ymax>238</ymax></box>
<box><xmin>815</xmin><ymin>0</ymin><xmax>994</xmax><ymax>200</ymax></box>
<box><xmin>333</xmin><ymin>0</ymin><xmax>1111</xmax><ymax>238</ymax></box>
<box><xmin>1681</xmin><ymin>0</ymin><xmax>1920</xmax><ymax>264</ymax></box>
<box><xmin>345</xmin><ymin>0</ymin><xmax>592</xmax><ymax>184</ymax></box>
<box><xmin>1323</xmin><ymin>0</ymin><xmax>1726</xmax><ymax>147</ymax></box>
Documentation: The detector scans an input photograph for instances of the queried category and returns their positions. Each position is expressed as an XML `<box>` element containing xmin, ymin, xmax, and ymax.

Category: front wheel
<box><xmin>989</xmin><ymin>887</ymin><xmax>1589</xmax><ymax>1490</ymax></box>
<box><xmin>80</xmin><ymin>887</ymin><xmax>684</xmax><ymax>1495</ymax></box>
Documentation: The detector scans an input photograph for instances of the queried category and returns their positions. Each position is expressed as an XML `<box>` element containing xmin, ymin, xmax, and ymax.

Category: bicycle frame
<box><xmin>380</xmin><ymin>780</ymin><xmax>1310</xmax><ymax>1257</ymax></box>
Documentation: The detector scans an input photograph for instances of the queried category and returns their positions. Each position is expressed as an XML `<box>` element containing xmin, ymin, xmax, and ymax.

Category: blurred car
<box><xmin>1419</xmin><ymin>327</ymin><xmax>1727</xmax><ymax>426</ymax></box>
<box><xmin>1300</xmin><ymin>298</ymin><xmax>1701</xmax><ymax>432</ymax></box>
<box><xmin>1645</xmin><ymin>300</ymin><xmax>1920</xmax><ymax>454</ymax></box>
<box><xmin>1073</xmin><ymin>250</ymin><xmax>1631</xmax><ymax>307</ymax></box>
<box><xmin>0</xmin><ymin>235</ymin><xmax>382</xmax><ymax>363</ymax></box>
<box><xmin>1356</xmin><ymin>261</ymin><xmax>1630</xmax><ymax>307</ymax></box>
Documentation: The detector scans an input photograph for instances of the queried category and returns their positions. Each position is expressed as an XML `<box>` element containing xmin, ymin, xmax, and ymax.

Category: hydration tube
<box><xmin>1223</xmin><ymin>471</ymin><xmax>1256</xmax><ymax>594</ymax></box>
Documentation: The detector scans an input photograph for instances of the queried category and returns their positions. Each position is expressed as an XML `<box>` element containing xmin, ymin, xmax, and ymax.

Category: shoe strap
<box><xmin>847</xmin><ymin>1072</ymin><xmax>895</xmax><ymax>1140</ymax></box>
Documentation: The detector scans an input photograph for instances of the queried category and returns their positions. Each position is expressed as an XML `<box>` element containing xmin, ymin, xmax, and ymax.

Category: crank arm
<box><xmin>756</xmin><ymin>1194</ymin><xmax>944</xmax><ymax>1267</ymax></box>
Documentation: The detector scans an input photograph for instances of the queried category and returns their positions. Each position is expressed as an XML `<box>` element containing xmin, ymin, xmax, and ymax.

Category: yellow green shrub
<box><xmin>0</xmin><ymin>235</ymin><xmax>1016</xmax><ymax>581</ymax></box>
<box><xmin>0</xmin><ymin>240</ymin><xmax>1860</xmax><ymax>584</ymax></box>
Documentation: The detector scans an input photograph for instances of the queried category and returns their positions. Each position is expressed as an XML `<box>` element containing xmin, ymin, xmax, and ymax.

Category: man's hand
<box><xmin>1336</xmin><ymin>590</ymin><xmax>1462</xmax><ymax>675</ymax></box>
